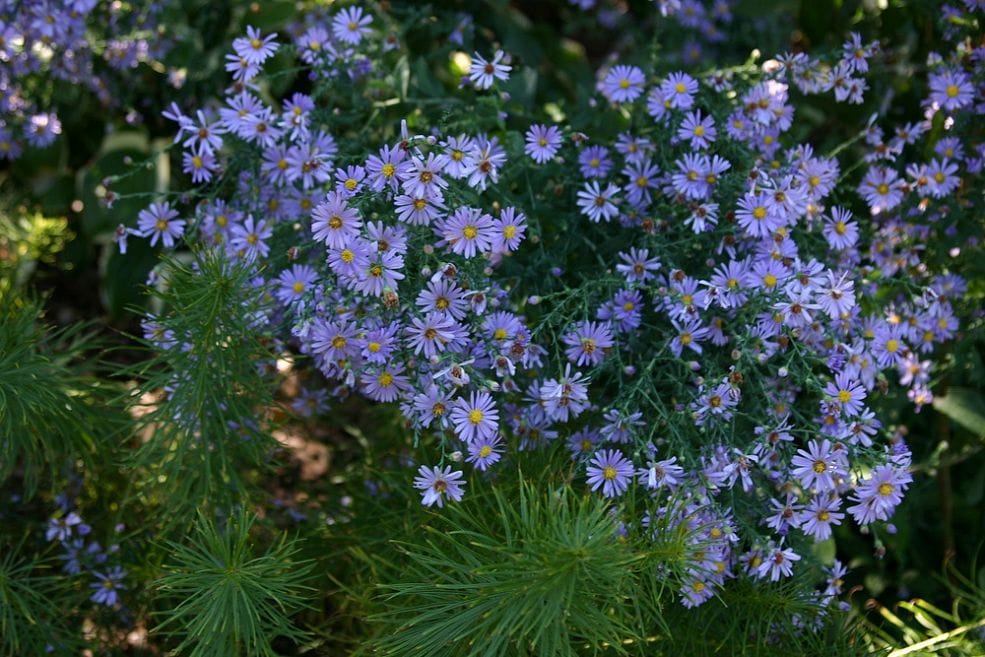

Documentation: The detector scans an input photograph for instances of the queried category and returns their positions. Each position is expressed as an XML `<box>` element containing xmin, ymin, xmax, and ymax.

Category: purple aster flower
<box><xmin>858</xmin><ymin>166</ymin><xmax>903</xmax><ymax>214</ymax></box>
<box><xmin>468</xmin><ymin>50</ymin><xmax>510</xmax><ymax>90</ymax></box>
<box><xmin>824</xmin><ymin>372</ymin><xmax>866</xmax><ymax>416</ymax></box>
<box><xmin>333</xmin><ymin>6</ymin><xmax>373</xmax><ymax>45</ymax></box>
<box><xmin>736</xmin><ymin>192</ymin><xmax>784</xmax><ymax>238</ymax></box>
<box><xmin>524</xmin><ymin>124</ymin><xmax>563</xmax><ymax>163</ymax></box>
<box><xmin>616</xmin><ymin>247</ymin><xmax>661</xmax><ymax>283</ymax></box>
<box><xmin>312</xmin><ymin>191</ymin><xmax>362</xmax><ymax>249</ymax></box>
<box><xmin>274</xmin><ymin>264</ymin><xmax>318</xmax><ymax>306</ymax></box>
<box><xmin>816</xmin><ymin>271</ymin><xmax>856</xmax><ymax>319</ymax></box>
<box><xmin>563</xmin><ymin>320</ymin><xmax>615</xmax><ymax>367</ymax></box>
<box><xmin>677</xmin><ymin>110</ymin><xmax>716</xmax><ymax>150</ymax></box>
<box><xmin>847</xmin><ymin>465</ymin><xmax>912</xmax><ymax>525</ymax></box>
<box><xmin>233</xmin><ymin>26</ymin><xmax>279</xmax><ymax>67</ymax></box>
<box><xmin>567</xmin><ymin>428</ymin><xmax>602</xmax><ymax>459</ymax></box>
<box><xmin>417</xmin><ymin>279</ymin><xmax>468</xmax><ymax>320</ymax></box>
<box><xmin>598</xmin><ymin>289</ymin><xmax>643</xmax><ymax>333</ymax></box>
<box><xmin>90</xmin><ymin>567</ymin><xmax>127</xmax><ymax>606</ymax></box>
<box><xmin>623</xmin><ymin>159</ymin><xmax>661</xmax><ymax>207</ymax></box>
<box><xmin>354</xmin><ymin>251</ymin><xmax>405</xmax><ymax>297</ymax></box>
<box><xmin>46</xmin><ymin>512</ymin><xmax>83</xmax><ymax>542</ymax></box>
<box><xmin>466</xmin><ymin>434</ymin><xmax>504</xmax><ymax>471</ymax></box>
<box><xmin>442</xmin><ymin>134</ymin><xmax>478</xmax><ymax>179</ymax></box>
<box><xmin>466</xmin><ymin>135</ymin><xmax>506</xmax><ymax>192</ymax></box>
<box><xmin>660</xmin><ymin>71</ymin><xmax>698</xmax><ymax>109</ymax></box>
<box><xmin>360</xmin><ymin>363</ymin><xmax>412</xmax><ymax>402</ymax></box>
<box><xmin>680</xmin><ymin>576</ymin><xmax>715</xmax><ymax>608</ymax></box>
<box><xmin>25</xmin><ymin>112</ymin><xmax>61</xmax><ymax>148</ymax></box>
<box><xmin>585</xmin><ymin>449</ymin><xmax>634</xmax><ymax>497</ymax></box>
<box><xmin>669</xmin><ymin>317</ymin><xmax>710</xmax><ymax>357</ymax></box>
<box><xmin>365</xmin><ymin>143</ymin><xmax>406</xmax><ymax>193</ymax></box>
<box><xmin>411</xmin><ymin>385</ymin><xmax>453</xmax><ymax>429</ymax></box>
<box><xmin>394</xmin><ymin>192</ymin><xmax>446</xmax><ymax>226</ymax></box>
<box><xmin>399</xmin><ymin>153</ymin><xmax>449</xmax><ymax>199</ymax></box>
<box><xmin>576</xmin><ymin>181</ymin><xmax>620</xmax><ymax>222</ymax></box>
<box><xmin>137</xmin><ymin>202</ymin><xmax>185</xmax><ymax>248</ymax></box>
<box><xmin>492</xmin><ymin>207</ymin><xmax>526</xmax><ymax>253</ymax></box>
<box><xmin>413</xmin><ymin>465</ymin><xmax>466</xmax><ymax>507</ymax></box>
<box><xmin>578</xmin><ymin>145</ymin><xmax>613</xmax><ymax>179</ymax></box>
<box><xmin>928</xmin><ymin>68</ymin><xmax>975</xmax><ymax>112</ymax></box>
<box><xmin>436</xmin><ymin>206</ymin><xmax>496</xmax><ymax>258</ymax></box>
<box><xmin>229</xmin><ymin>215</ymin><xmax>272</xmax><ymax>262</ymax></box>
<box><xmin>755</xmin><ymin>545</ymin><xmax>800</xmax><ymax>581</ymax></box>
<box><xmin>823</xmin><ymin>207</ymin><xmax>859</xmax><ymax>250</ymax></box>
<box><xmin>790</xmin><ymin>439</ymin><xmax>847</xmax><ymax>493</ymax></box>
<box><xmin>599</xmin><ymin>409</ymin><xmax>643</xmax><ymax>444</ymax></box>
<box><xmin>599</xmin><ymin>65</ymin><xmax>646</xmax><ymax>103</ymax></box>
<box><xmin>450</xmin><ymin>391</ymin><xmax>500</xmax><ymax>444</ymax></box>
<box><xmin>182</xmin><ymin>149</ymin><xmax>217</xmax><ymax>183</ymax></box>
<box><xmin>405</xmin><ymin>312</ymin><xmax>465</xmax><ymax>359</ymax></box>
<box><xmin>798</xmin><ymin>495</ymin><xmax>845</xmax><ymax>541</ymax></box>
<box><xmin>335</xmin><ymin>164</ymin><xmax>367</xmax><ymax>197</ymax></box>
<box><xmin>638</xmin><ymin>456</ymin><xmax>685</xmax><ymax>490</ymax></box>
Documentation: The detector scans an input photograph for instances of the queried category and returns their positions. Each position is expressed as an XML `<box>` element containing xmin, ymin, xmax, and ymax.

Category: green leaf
<box><xmin>932</xmin><ymin>387</ymin><xmax>985</xmax><ymax>439</ymax></box>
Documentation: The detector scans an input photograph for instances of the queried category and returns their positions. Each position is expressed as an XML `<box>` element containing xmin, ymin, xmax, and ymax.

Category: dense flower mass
<box><xmin>113</xmin><ymin>0</ymin><xmax>982</xmax><ymax>624</ymax></box>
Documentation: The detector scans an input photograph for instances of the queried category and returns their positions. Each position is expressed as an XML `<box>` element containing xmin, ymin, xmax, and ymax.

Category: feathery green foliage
<box><xmin>371</xmin><ymin>474</ymin><xmax>681</xmax><ymax>657</ymax></box>
<box><xmin>153</xmin><ymin>510</ymin><xmax>316</xmax><ymax>657</ymax></box>
<box><xmin>0</xmin><ymin>298</ymin><xmax>116</xmax><ymax>496</ymax></box>
<box><xmin>126</xmin><ymin>248</ymin><xmax>282</xmax><ymax>519</ymax></box>
<box><xmin>0</xmin><ymin>545</ymin><xmax>77</xmax><ymax>657</ymax></box>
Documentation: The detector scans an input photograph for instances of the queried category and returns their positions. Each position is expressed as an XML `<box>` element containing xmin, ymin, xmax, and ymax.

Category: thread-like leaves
<box><xmin>153</xmin><ymin>510</ymin><xmax>316</xmax><ymax>657</ymax></box>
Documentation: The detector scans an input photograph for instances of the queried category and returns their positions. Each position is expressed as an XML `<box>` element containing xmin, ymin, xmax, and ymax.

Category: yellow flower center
<box><xmin>292</xmin><ymin>281</ymin><xmax>305</xmax><ymax>293</ymax></box>
<box><xmin>603</xmin><ymin>465</ymin><xmax>617</xmax><ymax>480</ymax></box>
<box><xmin>377</xmin><ymin>372</ymin><xmax>393</xmax><ymax>386</ymax></box>
<box><xmin>945</xmin><ymin>84</ymin><xmax>959</xmax><ymax>98</ymax></box>
<box><xmin>752</xmin><ymin>206</ymin><xmax>767</xmax><ymax>220</ymax></box>
<box><xmin>463</xmin><ymin>225</ymin><xmax>478</xmax><ymax>239</ymax></box>
<box><xmin>468</xmin><ymin>409</ymin><xmax>484</xmax><ymax>425</ymax></box>
<box><xmin>382</xmin><ymin>163</ymin><xmax>395</xmax><ymax>178</ymax></box>
<box><xmin>878</xmin><ymin>482</ymin><xmax>894</xmax><ymax>496</ymax></box>
<box><xmin>813</xmin><ymin>461</ymin><xmax>827</xmax><ymax>474</ymax></box>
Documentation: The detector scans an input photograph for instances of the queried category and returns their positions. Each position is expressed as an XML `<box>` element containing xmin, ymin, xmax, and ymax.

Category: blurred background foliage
<box><xmin>1</xmin><ymin>0</ymin><xmax>983</xmax><ymax>655</ymax></box>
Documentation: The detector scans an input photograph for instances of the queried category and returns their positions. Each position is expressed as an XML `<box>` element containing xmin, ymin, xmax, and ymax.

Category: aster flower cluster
<box><xmin>0</xmin><ymin>0</ymin><xmax>173</xmax><ymax>161</ymax></box>
<box><xmin>121</xmin><ymin>0</ymin><xmax>982</xmax><ymax>622</ymax></box>
<box><xmin>45</xmin><ymin>494</ymin><xmax>127</xmax><ymax>609</ymax></box>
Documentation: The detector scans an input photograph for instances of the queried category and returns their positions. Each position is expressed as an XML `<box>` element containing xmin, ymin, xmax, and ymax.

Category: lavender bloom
<box><xmin>755</xmin><ymin>545</ymin><xmax>801</xmax><ymax>581</ymax></box>
<box><xmin>274</xmin><ymin>264</ymin><xmax>318</xmax><ymax>306</ymax></box>
<box><xmin>578</xmin><ymin>145</ymin><xmax>613</xmax><ymax>178</ymax></box>
<box><xmin>798</xmin><ymin>495</ymin><xmax>845</xmax><ymax>541</ymax></box>
<box><xmin>137</xmin><ymin>202</ymin><xmax>185</xmax><ymax>248</ymax></box>
<box><xmin>450</xmin><ymin>391</ymin><xmax>500</xmax><ymax>444</ymax></box>
<box><xmin>413</xmin><ymin>465</ymin><xmax>466</xmax><ymax>507</ymax></box>
<box><xmin>46</xmin><ymin>512</ymin><xmax>83</xmax><ymax>542</ymax></box>
<box><xmin>585</xmin><ymin>449</ymin><xmax>635</xmax><ymax>498</ymax></box>
<box><xmin>90</xmin><ymin>567</ymin><xmax>127</xmax><ymax>606</ymax></box>
<box><xmin>599</xmin><ymin>65</ymin><xmax>646</xmax><ymax>103</ymax></box>
<box><xmin>233</xmin><ymin>26</ymin><xmax>279</xmax><ymax>67</ymax></box>
<box><xmin>405</xmin><ymin>312</ymin><xmax>465</xmax><ymax>359</ymax></box>
<box><xmin>562</xmin><ymin>320</ymin><xmax>614</xmax><ymax>367</ymax></box>
<box><xmin>790</xmin><ymin>439</ymin><xmax>846</xmax><ymax>493</ymax></box>
<box><xmin>332</xmin><ymin>6</ymin><xmax>373</xmax><ymax>45</ymax></box>
<box><xmin>576</xmin><ymin>181</ymin><xmax>620</xmax><ymax>222</ymax></box>
<box><xmin>469</xmin><ymin>50</ymin><xmax>511</xmax><ymax>90</ymax></box>
<box><xmin>466</xmin><ymin>434</ymin><xmax>504</xmax><ymax>471</ymax></box>
<box><xmin>312</xmin><ymin>192</ymin><xmax>362</xmax><ymax>249</ymax></box>
<box><xmin>524</xmin><ymin>124</ymin><xmax>563</xmax><ymax>163</ymax></box>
